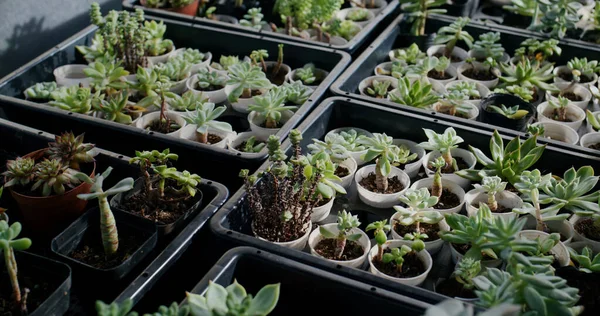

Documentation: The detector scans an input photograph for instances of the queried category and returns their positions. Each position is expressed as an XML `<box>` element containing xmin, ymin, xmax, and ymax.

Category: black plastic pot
<box><xmin>0</xmin><ymin>117</ymin><xmax>229</xmax><ymax>313</ymax></box>
<box><xmin>51</xmin><ymin>207</ymin><xmax>158</xmax><ymax>280</ymax></box>
<box><xmin>556</xmin><ymin>266</ymin><xmax>600</xmax><ymax>316</ymax></box>
<box><xmin>330</xmin><ymin>13</ymin><xmax>600</xmax><ymax>155</ymax></box>
<box><xmin>479</xmin><ymin>93</ymin><xmax>535</xmax><ymax>132</ymax></box>
<box><xmin>0</xmin><ymin>15</ymin><xmax>350</xmax><ymax>192</ymax></box>
<box><xmin>122</xmin><ymin>0</ymin><xmax>400</xmax><ymax>55</ymax></box>
<box><xmin>183</xmin><ymin>247</ymin><xmax>433</xmax><ymax>314</ymax></box>
<box><xmin>0</xmin><ymin>251</ymin><xmax>71</xmax><ymax>316</ymax></box>
<box><xmin>110</xmin><ymin>178</ymin><xmax>203</xmax><ymax>237</ymax></box>
<box><xmin>209</xmin><ymin>96</ymin><xmax>600</xmax><ymax>303</ymax></box>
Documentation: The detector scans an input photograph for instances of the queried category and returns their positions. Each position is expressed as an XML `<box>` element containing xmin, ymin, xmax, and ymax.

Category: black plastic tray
<box><xmin>331</xmin><ymin>13</ymin><xmax>600</xmax><ymax>156</ymax></box>
<box><xmin>209</xmin><ymin>96</ymin><xmax>600</xmax><ymax>303</ymax></box>
<box><xmin>0</xmin><ymin>15</ymin><xmax>350</xmax><ymax>192</ymax></box>
<box><xmin>122</xmin><ymin>0</ymin><xmax>400</xmax><ymax>55</ymax></box>
<box><xmin>185</xmin><ymin>246</ymin><xmax>432</xmax><ymax>314</ymax></box>
<box><xmin>0</xmin><ymin>117</ymin><xmax>229</xmax><ymax>314</ymax></box>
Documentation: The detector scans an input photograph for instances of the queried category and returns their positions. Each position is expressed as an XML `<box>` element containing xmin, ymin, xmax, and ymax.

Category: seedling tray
<box><xmin>122</xmin><ymin>0</ymin><xmax>400</xmax><ymax>55</ymax></box>
<box><xmin>0</xmin><ymin>15</ymin><xmax>350</xmax><ymax>192</ymax></box>
<box><xmin>185</xmin><ymin>246</ymin><xmax>432</xmax><ymax>314</ymax></box>
<box><xmin>209</xmin><ymin>96</ymin><xmax>600</xmax><ymax>303</ymax></box>
<box><xmin>0</xmin><ymin>118</ymin><xmax>229</xmax><ymax>314</ymax></box>
<box><xmin>330</xmin><ymin>13</ymin><xmax>600</xmax><ymax>156</ymax></box>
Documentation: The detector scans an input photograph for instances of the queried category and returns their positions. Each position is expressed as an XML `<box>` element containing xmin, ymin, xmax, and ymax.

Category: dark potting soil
<box><xmin>334</xmin><ymin>165</ymin><xmax>350</xmax><ymax>178</ymax></box>
<box><xmin>68</xmin><ymin>227</ymin><xmax>145</xmax><ymax>269</ymax></box>
<box><xmin>206</xmin><ymin>134</ymin><xmax>223</xmax><ymax>144</ymax></box>
<box><xmin>259</xmin><ymin>121</ymin><xmax>283</xmax><ymax>129</ymax></box>
<box><xmin>433</xmin><ymin>52</ymin><xmax>461</xmax><ymax>63</ymax></box>
<box><xmin>551</xmin><ymin>110</ymin><xmax>575</xmax><ymax>122</ymax></box>
<box><xmin>0</xmin><ymin>270</ymin><xmax>55</xmax><ymax>315</ymax></box>
<box><xmin>129</xmin><ymin>94</ymin><xmax>143</xmax><ymax>103</ymax></box>
<box><xmin>470</xmin><ymin>202</ymin><xmax>510</xmax><ymax>214</ymax></box>
<box><xmin>394</xmin><ymin>222</ymin><xmax>441</xmax><ymax>241</ymax></box>
<box><xmin>556</xmin><ymin>266</ymin><xmax>600</xmax><ymax>315</ymax></box>
<box><xmin>121</xmin><ymin>182</ymin><xmax>201</xmax><ymax>225</ymax></box>
<box><xmin>372</xmin><ymin>250</ymin><xmax>425</xmax><ymax>278</ymax></box>
<box><xmin>558</xmin><ymin>72</ymin><xmax>593</xmax><ymax>83</ymax></box>
<box><xmin>574</xmin><ymin>218</ymin><xmax>600</xmax><ymax>241</ymax></box>
<box><xmin>428</xmin><ymin>70</ymin><xmax>452</xmax><ymax>80</ymax></box>
<box><xmin>315</xmin><ymin>198</ymin><xmax>331</xmax><ymax>207</ymax></box>
<box><xmin>462</xmin><ymin>68</ymin><xmax>497</xmax><ymax>81</ymax></box>
<box><xmin>235</xmin><ymin>140</ymin><xmax>266</xmax><ymax>152</ymax></box>
<box><xmin>551</xmin><ymin>91</ymin><xmax>583</xmax><ymax>102</ymax></box>
<box><xmin>359</xmin><ymin>173</ymin><xmax>405</xmax><ymax>194</ymax></box>
<box><xmin>436</xmin><ymin>278</ymin><xmax>477</xmax><ymax>299</ymax></box>
<box><xmin>266</xmin><ymin>65</ymin><xmax>288</xmax><ymax>86</ymax></box>
<box><xmin>146</xmin><ymin>120</ymin><xmax>180</xmax><ymax>134</ymax></box>
<box><xmin>588</xmin><ymin>143</ymin><xmax>600</xmax><ymax>150</ymax></box>
<box><xmin>314</xmin><ymin>239</ymin><xmax>364</xmax><ymax>261</ymax></box>
<box><xmin>27</xmin><ymin>98</ymin><xmax>51</xmax><ymax>104</ymax></box>
<box><xmin>195</xmin><ymin>83</ymin><xmax>224</xmax><ymax>92</ymax></box>
<box><xmin>430</xmin><ymin>188</ymin><xmax>461</xmax><ymax>209</ymax></box>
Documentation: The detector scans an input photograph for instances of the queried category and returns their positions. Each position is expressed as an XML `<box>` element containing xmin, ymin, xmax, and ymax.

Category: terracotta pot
<box><xmin>142</xmin><ymin>0</ymin><xmax>200</xmax><ymax>17</ymax></box>
<box><xmin>8</xmin><ymin>149</ymin><xmax>95</xmax><ymax>235</ymax></box>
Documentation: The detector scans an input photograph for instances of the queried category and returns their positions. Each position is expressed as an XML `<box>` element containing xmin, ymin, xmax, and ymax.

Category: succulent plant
<box><xmin>308</xmin><ymin>133</ymin><xmax>351</xmax><ymax>163</ymax></box>
<box><xmin>539</xmin><ymin>166</ymin><xmax>600</xmax><ymax>218</ymax></box>
<box><xmin>155</xmin><ymin>57</ymin><xmax>192</xmax><ymax>82</ymax></box>
<box><xmin>294</xmin><ymin>63</ymin><xmax>317</xmax><ymax>85</ymax></box>
<box><xmin>429</xmin><ymin>156</ymin><xmax>446</xmax><ymax>198</ymax></box>
<box><xmin>176</xmin><ymin>48</ymin><xmax>205</xmax><ymax>65</ymax></box>
<box><xmin>195</xmin><ymin>68</ymin><xmax>227</xmax><ymax>90</ymax></box>
<box><xmin>493</xmin><ymin>85</ymin><xmax>535</xmax><ymax>102</ymax></box>
<box><xmin>394</xmin><ymin>187</ymin><xmax>442</xmax><ymax>240</ymax></box>
<box><xmin>84</xmin><ymin>58</ymin><xmax>130</xmax><ymax>95</ymax></box>
<box><xmin>0</xmin><ymin>220</ymin><xmax>32</xmax><ymax>310</ymax></box>
<box><xmin>169</xmin><ymin>90</ymin><xmax>209</xmax><ymax>112</ymax></box>
<box><xmin>94</xmin><ymin>91</ymin><xmax>145</xmax><ymax>124</ymax></box>
<box><xmin>144</xmin><ymin>20</ymin><xmax>174</xmax><ymax>57</ymax></box>
<box><xmin>419</xmin><ymin>127</ymin><xmax>464</xmax><ymax>173</ymax></box>
<box><xmin>567</xmin><ymin>57</ymin><xmax>599</xmax><ymax>83</ymax></box>
<box><xmin>47</xmin><ymin>132</ymin><xmax>96</xmax><ymax>170</ymax></box>
<box><xmin>436</xmin><ymin>90</ymin><xmax>473</xmax><ymax>118</ymax></box>
<box><xmin>383</xmin><ymin>240</ymin><xmax>426</xmax><ymax>272</ymax></box>
<box><xmin>433</xmin><ymin>17</ymin><xmax>474</xmax><ymax>58</ymax></box>
<box><xmin>186</xmin><ymin>281</ymin><xmax>280</xmax><ymax>316</ymax></box>
<box><xmin>241</xmin><ymin>136</ymin><xmax>266</xmax><ymax>153</ymax></box>
<box><xmin>400</xmin><ymin>0</ymin><xmax>447</xmax><ymax>36</ymax></box>
<box><xmin>548</xmin><ymin>96</ymin><xmax>570</xmax><ymax>122</ymax></box>
<box><xmin>283</xmin><ymin>81</ymin><xmax>313</xmax><ymax>105</ymax></box>
<box><xmin>366</xmin><ymin>219</ymin><xmax>391</xmax><ymax>262</ymax></box>
<box><xmin>356</xmin><ymin>133</ymin><xmax>403</xmax><ymax>192</ymax></box>
<box><xmin>31</xmin><ymin>159</ymin><xmax>81</xmax><ymax>197</ymax></box>
<box><xmin>319</xmin><ymin>210</ymin><xmax>362</xmax><ymax>259</ymax></box>
<box><xmin>210</xmin><ymin>55</ymin><xmax>240</xmax><ymax>72</ymax></box>
<box><xmin>514</xmin><ymin>169</ymin><xmax>555</xmax><ymax>231</ymax></box>
<box><xmin>226</xmin><ymin>62</ymin><xmax>273</xmax><ymax>102</ymax></box>
<box><xmin>240</xmin><ymin>7</ymin><xmax>267</xmax><ymax>30</ymax></box>
<box><xmin>389</xmin><ymin>77</ymin><xmax>440</xmax><ymax>108</ymax></box>
<box><xmin>132</xmin><ymin>66</ymin><xmax>170</xmax><ymax>98</ymax></box>
<box><xmin>487</xmin><ymin>104</ymin><xmax>529</xmax><ymax>120</ymax></box>
<box><xmin>49</xmin><ymin>85</ymin><xmax>104</xmax><ymax>114</ymax></box>
<box><xmin>2</xmin><ymin>157</ymin><xmax>36</xmax><ymax>188</ymax></box>
<box><xmin>366</xmin><ymin>80</ymin><xmax>392</xmax><ymax>99</ymax></box>
<box><xmin>473</xmin><ymin>176</ymin><xmax>507</xmax><ymax>212</ymax></box>
<box><xmin>183</xmin><ymin>103</ymin><xmax>232</xmax><ymax>144</ymax></box>
<box><xmin>471</xmin><ymin>32</ymin><xmax>504</xmax><ymax>61</ymax></box>
<box><xmin>389</xmin><ymin>43</ymin><xmax>427</xmax><ymax>65</ymax></box>
<box><xmin>499</xmin><ymin>59</ymin><xmax>558</xmax><ymax>93</ymax></box>
<box><xmin>447</xmin><ymin>81</ymin><xmax>481</xmax><ymax>100</ymax></box>
<box><xmin>248</xmin><ymin>87</ymin><xmax>297</xmax><ymax>128</ymax></box>
<box><xmin>24</xmin><ymin>82</ymin><xmax>58</xmax><ymax>100</ymax></box>
<box><xmin>296</xmin><ymin>152</ymin><xmax>347</xmax><ymax>200</ymax></box>
<box><xmin>569</xmin><ymin>246</ymin><xmax>600</xmax><ymax>273</ymax></box>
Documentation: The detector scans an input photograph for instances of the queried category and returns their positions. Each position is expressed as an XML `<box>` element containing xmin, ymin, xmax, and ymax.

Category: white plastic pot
<box><xmin>537</xmin><ymin>101</ymin><xmax>585</xmax><ymax>130</ymax></box>
<box><xmin>519</xmin><ymin>230</ymin><xmax>570</xmax><ymax>266</ymax></box>
<box><xmin>146</xmin><ymin>46</ymin><xmax>175</xmax><ymax>65</ymax></box>
<box><xmin>410</xmin><ymin>178</ymin><xmax>465</xmax><ymax>214</ymax></box>
<box><xmin>253</xmin><ymin>221</ymin><xmax>312</xmax><ymax>250</ymax></box>
<box><xmin>392</xmin><ymin>139</ymin><xmax>426</xmax><ymax>179</ymax></box>
<box><xmin>586</xmin><ymin>110</ymin><xmax>600</xmax><ymax>133</ymax></box>
<box><xmin>580</xmin><ymin>132</ymin><xmax>600</xmax><ymax>150</ymax></box>
<box><xmin>544</xmin><ymin>83</ymin><xmax>592</xmax><ymax>110</ymax></box>
<box><xmin>444</xmin><ymin>80</ymin><xmax>490</xmax><ymax>108</ymax></box>
<box><xmin>286</xmin><ymin>68</ymin><xmax>329</xmax><ymax>90</ymax></box>
<box><xmin>422</xmin><ymin>148</ymin><xmax>476</xmax><ymax>190</ymax></box>
<box><xmin>553</xmin><ymin>65</ymin><xmax>599</xmax><ymax>90</ymax></box>
<box><xmin>464</xmin><ymin>190</ymin><xmax>522</xmax><ymax>220</ymax></box>
<box><xmin>427</xmin><ymin>65</ymin><xmax>458</xmax><ymax>87</ymax></box>
<box><xmin>186</xmin><ymin>75</ymin><xmax>228</xmax><ymax>104</ymax></box>
<box><xmin>449</xmin><ymin>243</ymin><xmax>503</xmax><ymax>268</ymax></box>
<box><xmin>264</xmin><ymin>61</ymin><xmax>291</xmax><ymax>85</ymax></box>
<box><xmin>178</xmin><ymin>125</ymin><xmax>233</xmax><ymax>148</ymax></box>
<box><xmin>390</xmin><ymin>213</ymin><xmax>450</xmax><ymax>255</ymax></box>
<box><xmin>336</xmin><ymin>8</ymin><xmax>375</xmax><ymax>27</ymax></box>
<box><xmin>228</xmin><ymin>132</ymin><xmax>267</xmax><ymax>154</ymax></box>
<box><xmin>309</xmin><ymin>223</ymin><xmax>371</xmax><ymax>268</ymax></box>
<box><xmin>368</xmin><ymin>240</ymin><xmax>432</xmax><ymax>286</ymax></box>
<box><xmin>225</xmin><ymin>85</ymin><xmax>268</xmax><ymax>113</ymax></box>
<box><xmin>433</xmin><ymin>101</ymin><xmax>479</xmax><ymax>120</ymax></box>
<box><xmin>170</xmin><ymin>49</ymin><xmax>212</xmax><ymax>73</ymax></box>
<box><xmin>310</xmin><ymin>35</ymin><xmax>348</xmax><ymax>45</ymax></box>
<box><xmin>523</xmin><ymin>216</ymin><xmax>574</xmax><ymax>245</ymax></box>
<box><xmin>53</xmin><ymin>64</ymin><xmax>92</xmax><ymax>87</ymax></box>
<box><xmin>530</xmin><ymin>122</ymin><xmax>579</xmax><ymax>144</ymax></box>
<box><xmin>467</xmin><ymin>50</ymin><xmax>510</xmax><ymax>64</ymax></box>
<box><xmin>426</xmin><ymin>45</ymin><xmax>468</xmax><ymax>69</ymax></box>
<box><xmin>311</xmin><ymin>198</ymin><xmax>335</xmax><ymax>223</ymax></box>
<box><xmin>355</xmin><ymin>165</ymin><xmax>410</xmax><ymax>208</ymax></box>
<box><xmin>457</xmin><ymin>63</ymin><xmax>499</xmax><ymax>89</ymax></box>
<box><xmin>248</xmin><ymin>110</ymin><xmax>294</xmax><ymax>139</ymax></box>
<box><xmin>169</xmin><ymin>77</ymin><xmax>189</xmax><ymax>95</ymax></box>
<box><xmin>570</xmin><ymin>215</ymin><xmax>600</xmax><ymax>253</ymax></box>
<box><xmin>374</xmin><ymin>61</ymin><xmax>394</xmax><ymax>77</ymax></box>
<box><xmin>359</xmin><ymin>76</ymin><xmax>398</xmax><ymax>98</ymax></box>
<box><xmin>135</xmin><ymin>111</ymin><xmax>186</xmax><ymax>136</ymax></box>
<box><xmin>335</xmin><ymin>157</ymin><xmax>358</xmax><ymax>190</ymax></box>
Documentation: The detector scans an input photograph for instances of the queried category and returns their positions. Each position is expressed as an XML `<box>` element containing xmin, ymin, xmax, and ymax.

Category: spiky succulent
<box><xmin>169</xmin><ymin>90</ymin><xmax>209</xmax><ymax>112</ymax></box>
<box><xmin>31</xmin><ymin>159</ymin><xmax>81</xmax><ymax>197</ymax></box>
<box><xmin>2</xmin><ymin>157</ymin><xmax>36</xmax><ymax>188</ymax></box>
<box><xmin>283</xmin><ymin>81</ymin><xmax>313</xmax><ymax>105</ymax></box>
<box><xmin>47</xmin><ymin>132</ymin><xmax>96</xmax><ymax>170</ymax></box>
<box><xmin>487</xmin><ymin>104</ymin><xmax>529</xmax><ymax>120</ymax></box>
<box><xmin>49</xmin><ymin>85</ymin><xmax>104</xmax><ymax>114</ymax></box>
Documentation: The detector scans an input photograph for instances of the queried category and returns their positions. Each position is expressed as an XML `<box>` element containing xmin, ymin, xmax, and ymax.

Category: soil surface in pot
<box><xmin>462</xmin><ymin>68</ymin><xmax>497</xmax><ymax>81</ymax></box>
<box><xmin>362</xmin><ymin>84</ymin><xmax>393</xmax><ymax>98</ymax></box>
<box><xmin>266</xmin><ymin>65</ymin><xmax>288</xmax><ymax>86</ymax></box>
<box><xmin>335</xmin><ymin>165</ymin><xmax>350</xmax><ymax>178</ymax></box>
<box><xmin>359</xmin><ymin>173</ymin><xmax>405</xmax><ymax>194</ymax></box>
<box><xmin>551</xmin><ymin>92</ymin><xmax>582</xmax><ymax>102</ymax></box>
<box><xmin>235</xmin><ymin>140</ymin><xmax>266</xmax><ymax>152</ymax></box>
<box><xmin>433</xmin><ymin>52</ymin><xmax>461</xmax><ymax>63</ymax></box>
<box><xmin>146</xmin><ymin>119</ymin><xmax>181</xmax><ymax>134</ymax></box>
<box><xmin>195</xmin><ymin>83</ymin><xmax>224</xmax><ymax>92</ymax></box>
<box><xmin>558</xmin><ymin>72</ymin><xmax>593</xmax><ymax>83</ymax></box>
<box><xmin>429</xmin><ymin>188</ymin><xmax>461</xmax><ymax>209</ymax></box>
<box><xmin>258</xmin><ymin>121</ymin><xmax>283</xmax><ymax>129</ymax></box>
<box><xmin>120</xmin><ymin>179</ymin><xmax>202</xmax><ymax>225</ymax></box>
<box><xmin>314</xmin><ymin>238</ymin><xmax>364</xmax><ymax>261</ymax></box>
<box><xmin>587</xmin><ymin>143</ymin><xmax>600</xmax><ymax>150</ymax></box>
<box><xmin>0</xmin><ymin>269</ymin><xmax>58</xmax><ymax>315</ymax></box>
<box><xmin>372</xmin><ymin>249</ymin><xmax>425</xmax><ymax>278</ymax></box>
<box><xmin>556</xmin><ymin>266</ymin><xmax>600</xmax><ymax>315</ymax></box>
<box><xmin>428</xmin><ymin>70</ymin><xmax>452</xmax><ymax>80</ymax></box>
<box><xmin>436</xmin><ymin>278</ymin><xmax>477</xmax><ymax>299</ymax></box>
<box><xmin>574</xmin><ymin>218</ymin><xmax>600</xmax><ymax>241</ymax></box>
<box><xmin>193</xmin><ymin>133</ymin><xmax>223</xmax><ymax>145</ymax></box>
<box><xmin>394</xmin><ymin>222</ymin><xmax>441</xmax><ymax>241</ymax></box>
<box><xmin>470</xmin><ymin>202</ymin><xmax>510</xmax><ymax>213</ymax></box>
<box><xmin>436</xmin><ymin>108</ymin><xmax>470</xmax><ymax>119</ymax></box>
<box><xmin>68</xmin><ymin>226</ymin><xmax>147</xmax><ymax>269</ymax></box>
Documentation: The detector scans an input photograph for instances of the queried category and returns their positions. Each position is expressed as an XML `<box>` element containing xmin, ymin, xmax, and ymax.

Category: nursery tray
<box><xmin>0</xmin><ymin>118</ymin><xmax>229</xmax><ymax>314</ymax></box>
<box><xmin>0</xmin><ymin>15</ymin><xmax>350</xmax><ymax>192</ymax></box>
<box><xmin>122</xmin><ymin>0</ymin><xmax>400</xmax><ymax>55</ymax></box>
<box><xmin>330</xmin><ymin>13</ymin><xmax>600</xmax><ymax>156</ymax></box>
<box><xmin>183</xmin><ymin>246</ymin><xmax>433</xmax><ymax>314</ymax></box>
<box><xmin>209</xmin><ymin>96</ymin><xmax>600</xmax><ymax>303</ymax></box>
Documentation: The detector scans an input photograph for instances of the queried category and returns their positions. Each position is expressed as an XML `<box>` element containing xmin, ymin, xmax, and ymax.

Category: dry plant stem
<box><xmin>273</xmin><ymin>46</ymin><xmax>283</xmax><ymax>76</ymax></box>
<box><xmin>270</xmin><ymin>23</ymin><xmax>278</xmax><ymax>32</ymax></box>
<box><xmin>432</xmin><ymin>172</ymin><xmax>442</xmax><ymax>198</ymax></box>
<box><xmin>335</xmin><ymin>236</ymin><xmax>346</xmax><ymax>259</ymax></box>
<box><xmin>375</xmin><ymin>159</ymin><xmax>388</xmax><ymax>191</ymax></box>
<box><xmin>555</xmin><ymin>108</ymin><xmax>568</xmax><ymax>122</ymax></box>
<box><xmin>198</xmin><ymin>132</ymin><xmax>208</xmax><ymax>144</ymax></box>
<box><xmin>286</xmin><ymin>17</ymin><xmax>293</xmax><ymax>36</ymax></box>
<box><xmin>442</xmin><ymin>151</ymin><xmax>454</xmax><ymax>172</ymax></box>
<box><xmin>20</xmin><ymin>288</ymin><xmax>29</xmax><ymax>315</ymax></box>
<box><xmin>242</xmin><ymin>88</ymin><xmax>252</xmax><ymax>98</ymax></box>
<box><xmin>488</xmin><ymin>193</ymin><xmax>498</xmax><ymax>212</ymax></box>
<box><xmin>534</xmin><ymin>201</ymin><xmax>547</xmax><ymax>231</ymax></box>
<box><xmin>324</xmin><ymin>32</ymin><xmax>331</xmax><ymax>44</ymax></box>
<box><xmin>5</xmin><ymin>247</ymin><xmax>22</xmax><ymax>306</ymax></box>
<box><xmin>314</xmin><ymin>24</ymin><xmax>323</xmax><ymax>43</ymax></box>
<box><xmin>377</xmin><ymin>244</ymin><xmax>383</xmax><ymax>262</ymax></box>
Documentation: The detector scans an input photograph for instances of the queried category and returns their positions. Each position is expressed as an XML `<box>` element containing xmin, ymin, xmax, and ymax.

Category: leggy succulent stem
<box><xmin>375</xmin><ymin>158</ymin><xmax>388</xmax><ymax>192</ymax></box>
<box><xmin>432</xmin><ymin>169</ymin><xmax>443</xmax><ymax>198</ymax></box>
<box><xmin>265</xmin><ymin>116</ymin><xmax>277</xmax><ymax>129</ymax></box>
<box><xmin>198</xmin><ymin>132</ymin><xmax>208</xmax><ymax>144</ymax></box>
<box><xmin>442</xmin><ymin>151</ymin><xmax>453</xmax><ymax>170</ymax></box>
<box><xmin>377</xmin><ymin>244</ymin><xmax>384</xmax><ymax>262</ymax></box>
<box><xmin>99</xmin><ymin>196</ymin><xmax>119</xmax><ymax>255</ymax></box>
<box><xmin>417</xmin><ymin>0</ymin><xmax>426</xmax><ymax>36</ymax></box>
<box><xmin>334</xmin><ymin>235</ymin><xmax>346</xmax><ymax>259</ymax></box>
<box><xmin>488</xmin><ymin>193</ymin><xmax>498</xmax><ymax>212</ymax></box>
<box><xmin>556</xmin><ymin>107</ymin><xmax>567</xmax><ymax>122</ymax></box>
<box><xmin>533</xmin><ymin>197</ymin><xmax>547</xmax><ymax>232</ymax></box>
<box><xmin>260</xmin><ymin>57</ymin><xmax>267</xmax><ymax>73</ymax></box>
<box><xmin>242</xmin><ymin>88</ymin><xmax>252</xmax><ymax>98</ymax></box>
<box><xmin>286</xmin><ymin>16</ymin><xmax>293</xmax><ymax>36</ymax></box>
<box><xmin>273</xmin><ymin>44</ymin><xmax>283</xmax><ymax>76</ymax></box>
<box><xmin>5</xmin><ymin>247</ymin><xmax>22</xmax><ymax>306</ymax></box>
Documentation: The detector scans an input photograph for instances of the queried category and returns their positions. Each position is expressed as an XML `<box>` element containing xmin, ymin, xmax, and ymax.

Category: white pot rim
<box><xmin>309</xmin><ymin>224</ymin><xmax>370</xmax><ymax>264</ymax></box>
<box><xmin>369</xmin><ymin>240</ymin><xmax>433</xmax><ymax>281</ymax></box>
